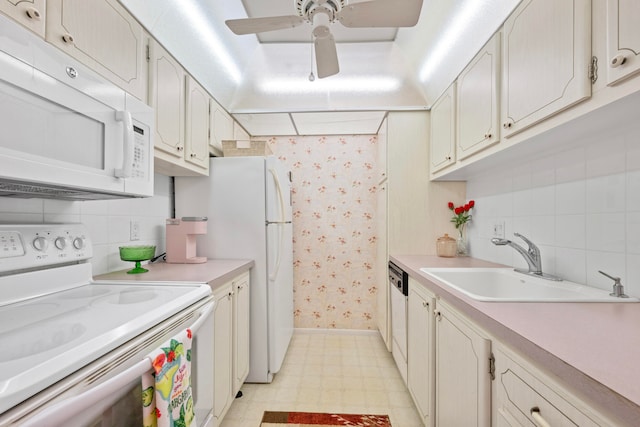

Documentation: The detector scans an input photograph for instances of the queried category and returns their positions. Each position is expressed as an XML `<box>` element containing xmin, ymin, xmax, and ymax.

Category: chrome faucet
<box><xmin>491</xmin><ymin>233</ymin><xmax>562</xmax><ymax>281</ymax></box>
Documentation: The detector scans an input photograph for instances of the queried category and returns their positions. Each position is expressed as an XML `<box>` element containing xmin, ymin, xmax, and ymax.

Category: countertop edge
<box><xmin>391</xmin><ymin>254</ymin><xmax>640</xmax><ymax>427</ymax></box>
<box><xmin>94</xmin><ymin>259</ymin><xmax>255</xmax><ymax>292</ymax></box>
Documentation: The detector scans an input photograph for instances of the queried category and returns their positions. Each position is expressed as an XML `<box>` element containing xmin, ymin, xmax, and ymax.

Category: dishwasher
<box><xmin>389</xmin><ymin>261</ymin><xmax>409</xmax><ymax>385</ymax></box>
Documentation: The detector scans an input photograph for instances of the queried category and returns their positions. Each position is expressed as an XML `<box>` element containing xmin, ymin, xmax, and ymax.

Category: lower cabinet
<box><xmin>407</xmin><ymin>275</ymin><xmax>621</xmax><ymax>427</ymax></box>
<box><xmin>494</xmin><ymin>344</ymin><xmax>615</xmax><ymax>427</ymax></box>
<box><xmin>212</xmin><ymin>272</ymin><xmax>250</xmax><ymax>427</ymax></box>
<box><xmin>434</xmin><ymin>300</ymin><xmax>492</xmax><ymax>427</ymax></box>
<box><xmin>407</xmin><ymin>279</ymin><xmax>435</xmax><ymax>426</ymax></box>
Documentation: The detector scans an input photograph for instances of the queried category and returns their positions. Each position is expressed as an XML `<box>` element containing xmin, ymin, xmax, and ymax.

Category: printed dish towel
<box><xmin>142</xmin><ymin>328</ymin><xmax>196</xmax><ymax>427</ymax></box>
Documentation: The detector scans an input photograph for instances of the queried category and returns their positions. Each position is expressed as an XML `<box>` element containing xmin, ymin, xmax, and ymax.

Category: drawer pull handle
<box><xmin>530</xmin><ymin>407</ymin><xmax>551</xmax><ymax>427</ymax></box>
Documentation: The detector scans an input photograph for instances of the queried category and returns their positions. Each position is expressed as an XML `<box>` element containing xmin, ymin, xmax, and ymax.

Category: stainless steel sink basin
<box><xmin>419</xmin><ymin>268</ymin><xmax>639</xmax><ymax>302</ymax></box>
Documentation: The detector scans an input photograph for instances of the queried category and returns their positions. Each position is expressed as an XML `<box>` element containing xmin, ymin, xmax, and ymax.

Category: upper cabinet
<box><xmin>233</xmin><ymin>121</ymin><xmax>250</xmax><ymax>141</ymax></box>
<box><xmin>606</xmin><ymin>0</ymin><xmax>640</xmax><ymax>85</ymax></box>
<box><xmin>45</xmin><ymin>0</ymin><xmax>148</xmax><ymax>101</ymax></box>
<box><xmin>377</xmin><ymin>116</ymin><xmax>388</xmax><ymax>183</ymax></box>
<box><xmin>456</xmin><ymin>32</ymin><xmax>501</xmax><ymax>160</ymax></box>
<box><xmin>185</xmin><ymin>75</ymin><xmax>210</xmax><ymax>171</ymax></box>
<box><xmin>430</xmin><ymin>83</ymin><xmax>456</xmax><ymax>173</ymax></box>
<box><xmin>210</xmin><ymin>99</ymin><xmax>234</xmax><ymax>156</ymax></box>
<box><xmin>501</xmin><ymin>0</ymin><xmax>591</xmax><ymax>137</ymax></box>
<box><xmin>149</xmin><ymin>40</ymin><xmax>208</xmax><ymax>176</ymax></box>
<box><xmin>0</xmin><ymin>0</ymin><xmax>45</xmax><ymax>38</ymax></box>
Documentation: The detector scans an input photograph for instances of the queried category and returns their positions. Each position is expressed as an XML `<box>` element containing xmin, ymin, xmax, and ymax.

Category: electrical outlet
<box><xmin>130</xmin><ymin>220</ymin><xmax>140</xmax><ymax>241</ymax></box>
<box><xmin>492</xmin><ymin>221</ymin><xmax>505</xmax><ymax>239</ymax></box>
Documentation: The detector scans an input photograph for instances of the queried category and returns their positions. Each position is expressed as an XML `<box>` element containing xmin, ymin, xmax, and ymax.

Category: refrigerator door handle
<box><xmin>268</xmin><ymin>167</ymin><xmax>287</xmax><ymax>281</ymax></box>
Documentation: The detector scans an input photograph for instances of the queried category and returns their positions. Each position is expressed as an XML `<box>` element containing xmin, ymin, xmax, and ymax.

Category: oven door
<box><xmin>13</xmin><ymin>298</ymin><xmax>215</xmax><ymax>427</ymax></box>
<box><xmin>0</xmin><ymin>14</ymin><xmax>153</xmax><ymax>199</ymax></box>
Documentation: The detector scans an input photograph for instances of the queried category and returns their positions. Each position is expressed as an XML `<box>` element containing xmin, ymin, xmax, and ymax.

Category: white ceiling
<box><xmin>119</xmin><ymin>0</ymin><xmax>521</xmax><ymax>136</ymax></box>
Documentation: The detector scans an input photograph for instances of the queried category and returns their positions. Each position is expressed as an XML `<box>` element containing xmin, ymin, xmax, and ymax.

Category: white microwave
<box><xmin>0</xmin><ymin>14</ymin><xmax>154</xmax><ymax>200</ymax></box>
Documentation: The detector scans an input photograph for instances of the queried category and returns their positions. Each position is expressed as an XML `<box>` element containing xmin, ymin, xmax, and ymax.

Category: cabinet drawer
<box><xmin>495</xmin><ymin>348</ymin><xmax>611</xmax><ymax>427</ymax></box>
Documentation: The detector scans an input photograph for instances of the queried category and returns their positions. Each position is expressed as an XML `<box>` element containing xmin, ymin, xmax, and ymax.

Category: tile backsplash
<box><xmin>0</xmin><ymin>174</ymin><xmax>172</xmax><ymax>275</ymax></box>
<box><xmin>466</xmin><ymin>121</ymin><xmax>640</xmax><ymax>298</ymax></box>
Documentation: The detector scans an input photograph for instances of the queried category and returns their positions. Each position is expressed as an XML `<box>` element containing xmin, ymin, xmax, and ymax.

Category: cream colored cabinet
<box><xmin>149</xmin><ymin>40</ymin><xmax>186</xmax><ymax>173</ymax></box>
<box><xmin>376</xmin><ymin>180</ymin><xmax>390</xmax><ymax>350</ymax></box>
<box><xmin>210</xmin><ymin>99</ymin><xmax>234</xmax><ymax>156</ymax></box>
<box><xmin>185</xmin><ymin>75</ymin><xmax>210</xmax><ymax>172</ymax></box>
<box><xmin>377</xmin><ymin>117</ymin><xmax>388</xmax><ymax>183</ymax></box>
<box><xmin>213</xmin><ymin>272</ymin><xmax>251</xmax><ymax>427</ymax></box>
<box><xmin>430</xmin><ymin>83</ymin><xmax>456</xmax><ymax>174</ymax></box>
<box><xmin>233</xmin><ymin>121</ymin><xmax>250</xmax><ymax>141</ymax></box>
<box><xmin>407</xmin><ymin>278</ymin><xmax>435</xmax><ymax>427</ymax></box>
<box><xmin>45</xmin><ymin>0</ymin><xmax>147</xmax><ymax>101</ymax></box>
<box><xmin>435</xmin><ymin>300</ymin><xmax>491</xmax><ymax>427</ymax></box>
<box><xmin>232</xmin><ymin>272</ymin><xmax>250</xmax><ymax>396</ymax></box>
<box><xmin>0</xmin><ymin>0</ymin><xmax>45</xmax><ymax>37</ymax></box>
<box><xmin>501</xmin><ymin>0</ymin><xmax>591</xmax><ymax>137</ymax></box>
<box><xmin>149</xmin><ymin>41</ymin><xmax>208</xmax><ymax>176</ymax></box>
<box><xmin>494</xmin><ymin>345</ymin><xmax>615</xmax><ymax>427</ymax></box>
<box><xmin>457</xmin><ymin>31</ymin><xmax>501</xmax><ymax>160</ymax></box>
<box><xmin>606</xmin><ymin>0</ymin><xmax>640</xmax><ymax>85</ymax></box>
<box><xmin>213</xmin><ymin>281</ymin><xmax>233</xmax><ymax>427</ymax></box>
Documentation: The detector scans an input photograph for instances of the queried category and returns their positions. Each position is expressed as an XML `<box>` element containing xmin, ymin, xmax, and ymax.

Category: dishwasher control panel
<box><xmin>389</xmin><ymin>261</ymin><xmax>409</xmax><ymax>296</ymax></box>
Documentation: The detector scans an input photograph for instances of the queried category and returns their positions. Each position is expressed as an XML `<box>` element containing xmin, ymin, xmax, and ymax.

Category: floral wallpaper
<box><xmin>267</xmin><ymin>135</ymin><xmax>379</xmax><ymax>330</ymax></box>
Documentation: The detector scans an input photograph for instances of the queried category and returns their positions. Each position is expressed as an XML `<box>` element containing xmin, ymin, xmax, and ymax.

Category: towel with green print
<box><xmin>142</xmin><ymin>328</ymin><xmax>196</xmax><ymax>427</ymax></box>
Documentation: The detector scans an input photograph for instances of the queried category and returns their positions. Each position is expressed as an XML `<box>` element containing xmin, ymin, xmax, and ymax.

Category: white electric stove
<box><xmin>0</xmin><ymin>224</ymin><xmax>213</xmax><ymax>426</ymax></box>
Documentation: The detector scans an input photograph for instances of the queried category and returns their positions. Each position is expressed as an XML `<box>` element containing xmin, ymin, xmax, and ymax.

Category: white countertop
<box><xmin>391</xmin><ymin>254</ymin><xmax>640</xmax><ymax>427</ymax></box>
<box><xmin>94</xmin><ymin>259</ymin><xmax>254</xmax><ymax>292</ymax></box>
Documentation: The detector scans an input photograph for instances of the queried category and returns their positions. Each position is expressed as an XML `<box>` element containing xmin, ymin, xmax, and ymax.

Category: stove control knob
<box><xmin>33</xmin><ymin>236</ymin><xmax>48</xmax><ymax>252</ymax></box>
<box><xmin>73</xmin><ymin>237</ymin><xmax>85</xmax><ymax>250</ymax></box>
<box><xmin>55</xmin><ymin>237</ymin><xmax>67</xmax><ymax>250</ymax></box>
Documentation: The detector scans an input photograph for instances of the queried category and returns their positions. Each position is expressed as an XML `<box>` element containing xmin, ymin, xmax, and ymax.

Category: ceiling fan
<box><xmin>225</xmin><ymin>0</ymin><xmax>424</xmax><ymax>79</ymax></box>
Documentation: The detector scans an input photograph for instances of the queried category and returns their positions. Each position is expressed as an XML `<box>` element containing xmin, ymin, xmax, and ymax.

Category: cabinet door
<box><xmin>149</xmin><ymin>41</ymin><xmax>185</xmax><ymax>158</ymax></box>
<box><xmin>45</xmin><ymin>0</ymin><xmax>147</xmax><ymax>101</ymax></box>
<box><xmin>210</xmin><ymin>99</ymin><xmax>233</xmax><ymax>155</ymax></box>
<box><xmin>233</xmin><ymin>272</ymin><xmax>250</xmax><ymax>395</ymax></box>
<box><xmin>233</xmin><ymin>121</ymin><xmax>250</xmax><ymax>140</ymax></box>
<box><xmin>457</xmin><ymin>32</ymin><xmax>500</xmax><ymax>160</ymax></box>
<box><xmin>606</xmin><ymin>0</ymin><xmax>640</xmax><ymax>85</ymax></box>
<box><xmin>407</xmin><ymin>279</ymin><xmax>435</xmax><ymax>427</ymax></box>
<box><xmin>377</xmin><ymin>117</ymin><xmax>388</xmax><ymax>183</ymax></box>
<box><xmin>501</xmin><ymin>0</ymin><xmax>591</xmax><ymax>137</ymax></box>
<box><xmin>430</xmin><ymin>83</ymin><xmax>456</xmax><ymax>173</ymax></box>
<box><xmin>0</xmin><ymin>0</ymin><xmax>45</xmax><ymax>37</ymax></box>
<box><xmin>376</xmin><ymin>181</ymin><xmax>390</xmax><ymax>350</ymax></box>
<box><xmin>213</xmin><ymin>284</ymin><xmax>233</xmax><ymax>426</ymax></box>
<box><xmin>185</xmin><ymin>75</ymin><xmax>210</xmax><ymax>172</ymax></box>
<box><xmin>435</xmin><ymin>302</ymin><xmax>491</xmax><ymax>427</ymax></box>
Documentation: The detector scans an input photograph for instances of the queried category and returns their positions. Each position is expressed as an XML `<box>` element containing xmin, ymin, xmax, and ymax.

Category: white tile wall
<box><xmin>0</xmin><ymin>174</ymin><xmax>173</xmax><ymax>275</ymax></box>
<box><xmin>466</xmin><ymin>121</ymin><xmax>640</xmax><ymax>298</ymax></box>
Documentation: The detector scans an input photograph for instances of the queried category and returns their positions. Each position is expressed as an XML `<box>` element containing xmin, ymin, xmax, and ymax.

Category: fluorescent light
<box><xmin>258</xmin><ymin>76</ymin><xmax>402</xmax><ymax>95</ymax></box>
<box><xmin>175</xmin><ymin>0</ymin><xmax>242</xmax><ymax>83</ymax></box>
<box><xmin>418</xmin><ymin>0</ymin><xmax>484</xmax><ymax>82</ymax></box>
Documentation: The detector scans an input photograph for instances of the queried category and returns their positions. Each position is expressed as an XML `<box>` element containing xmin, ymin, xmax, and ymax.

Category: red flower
<box><xmin>448</xmin><ymin>200</ymin><xmax>475</xmax><ymax>229</ymax></box>
<box><xmin>152</xmin><ymin>353</ymin><xmax>165</xmax><ymax>374</ymax></box>
<box><xmin>167</xmin><ymin>350</ymin><xmax>175</xmax><ymax>363</ymax></box>
<box><xmin>186</xmin><ymin>329</ymin><xmax>192</xmax><ymax>339</ymax></box>
<box><xmin>464</xmin><ymin>204</ymin><xmax>470</xmax><ymax>211</ymax></box>
<box><xmin>469</xmin><ymin>200</ymin><xmax>475</xmax><ymax>208</ymax></box>
<box><xmin>454</xmin><ymin>207</ymin><xmax>464</xmax><ymax>215</ymax></box>
<box><xmin>448</xmin><ymin>201</ymin><xmax>454</xmax><ymax>210</ymax></box>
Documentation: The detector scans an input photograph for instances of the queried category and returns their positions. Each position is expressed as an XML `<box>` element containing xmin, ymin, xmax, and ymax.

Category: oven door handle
<box><xmin>20</xmin><ymin>300</ymin><xmax>215</xmax><ymax>427</ymax></box>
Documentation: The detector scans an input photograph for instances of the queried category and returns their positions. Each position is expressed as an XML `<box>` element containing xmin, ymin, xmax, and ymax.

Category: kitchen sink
<box><xmin>419</xmin><ymin>268</ymin><xmax>639</xmax><ymax>302</ymax></box>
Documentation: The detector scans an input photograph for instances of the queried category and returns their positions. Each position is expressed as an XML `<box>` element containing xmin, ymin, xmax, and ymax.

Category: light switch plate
<box><xmin>493</xmin><ymin>221</ymin><xmax>505</xmax><ymax>239</ymax></box>
<box><xmin>130</xmin><ymin>220</ymin><xmax>140</xmax><ymax>241</ymax></box>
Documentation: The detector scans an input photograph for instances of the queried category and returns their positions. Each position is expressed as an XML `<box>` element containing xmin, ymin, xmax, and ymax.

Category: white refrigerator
<box><xmin>175</xmin><ymin>156</ymin><xmax>294</xmax><ymax>383</ymax></box>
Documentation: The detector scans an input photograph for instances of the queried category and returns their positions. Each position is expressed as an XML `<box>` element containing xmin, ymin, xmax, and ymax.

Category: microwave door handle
<box><xmin>115</xmin><ymin>111</ymin><xmax>134</xmax><ymax>178</ymax></box>
<box><xmin>20</xmin><ymin>358</ymin><xmax>153</xmax><ymax>427</ymax></box>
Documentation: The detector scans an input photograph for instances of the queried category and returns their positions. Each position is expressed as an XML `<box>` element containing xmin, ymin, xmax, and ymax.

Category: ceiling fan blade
<box><xmin>225</xmin><ymin>15</ymin><xmax>306</xmax><ymax>35</ymax></box>
<box><xmin>337</xmin><ymin>0</ymin><xmax>424</xmax><ymax>28</ymax></box>
<box><xmin>314</xmin><ymin>29</ymin><xmax>339</xmax><ymax>78</ymax></box>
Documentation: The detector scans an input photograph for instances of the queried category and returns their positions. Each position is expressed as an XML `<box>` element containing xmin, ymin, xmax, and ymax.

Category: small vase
<box><xmin>456</xmin><ymin>225</ymin><xmax>468</xmax><ymax>256</ymax></box>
